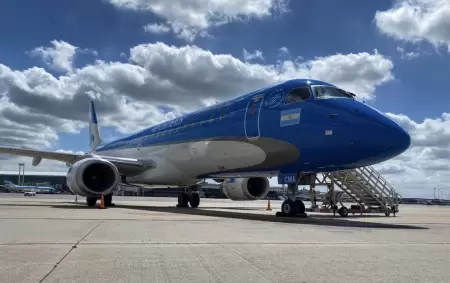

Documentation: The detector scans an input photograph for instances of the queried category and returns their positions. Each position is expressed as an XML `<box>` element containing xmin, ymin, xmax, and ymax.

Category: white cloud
<box><xmin>375</xmin><ymin>0</ymin><xmax>450</xmax><ymax>52</ymax></box>
<box><xmin>108</xmin><ymin>0</ymin><xmax>290</xmax><ymax>41</ymax></box>
<box><xmin>243</xmin><ymin>49</ymin><xmax>264</xmax><ymax>62</ymax></box>
<box><xmin>143</xmin><ymin>23</ymin><xmax>171</xmax><ymax>34</ymax></box>
<box><xmin>373</xmin><ymin>112</ymin><xmax>450</xmax><ymax>198</ymax></box>
<box><xmin>278</xmin><ymin>46</ymin><xmax>290</xmax><ymax>56</ymax></box>
<box><xmin>397</xmin><ymin>46</ymin><xmax>420</xmax><ymax>60</ymax></box>
<box><xmin>28</xmin><ymin>40</ymin><xmax>78</xmax><ymax>73</ymax></box>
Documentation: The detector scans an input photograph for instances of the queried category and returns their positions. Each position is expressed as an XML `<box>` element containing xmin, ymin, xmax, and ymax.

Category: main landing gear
<box><xmin>86</xmin><ymin>194</ymin><xmax>114</xmax><ymax>207</ymax></box>
<box><xmin>177</xmin><ymin>185</ymin><xmax>201</xmax><ymax>208</ymax></box>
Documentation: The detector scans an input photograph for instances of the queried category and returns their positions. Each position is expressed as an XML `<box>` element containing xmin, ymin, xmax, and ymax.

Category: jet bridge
<box><xmin>307</xmin><ymin>165</ymin><xmax>401</xmax><ymax>217</ymax></box>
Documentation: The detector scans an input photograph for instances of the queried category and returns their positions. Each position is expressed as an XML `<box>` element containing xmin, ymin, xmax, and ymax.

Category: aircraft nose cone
<box><xmin>374</xmin><ymin>114</ymin><xmax>411</xmax><ymax>159</ymax></box>
<box><xmin>385</xmin><ymin>121</ymin><xmax>411</xmax><ymax>156</ymax></box>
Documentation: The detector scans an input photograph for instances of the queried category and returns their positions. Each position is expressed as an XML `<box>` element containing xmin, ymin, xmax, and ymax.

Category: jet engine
<box><xmin>222</xmin><ymin>177</ymin><xmax>270</xmax><ymax>201</ymax></box>
<box><xmin>66</xmin><ymin>158</ymin><xmax>120</xmax><ymax>197</ymax></box>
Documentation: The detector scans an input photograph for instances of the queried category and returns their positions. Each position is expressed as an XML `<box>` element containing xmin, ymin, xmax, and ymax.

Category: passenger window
<box><xmin>285</xmin><ymin>87</ymin><xmax>311</xmax><ymax>104</ymax></box>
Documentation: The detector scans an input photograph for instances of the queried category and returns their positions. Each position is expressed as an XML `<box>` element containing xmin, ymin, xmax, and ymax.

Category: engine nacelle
<box><xmin>66</xmin><ymin>158</ymin><xmax>120</xmax><ymax>197</ymax></box>
<box><xmin>222</xmin><ymin>177</ymin><xmax>270</xmax><ymax>201</ymax></box>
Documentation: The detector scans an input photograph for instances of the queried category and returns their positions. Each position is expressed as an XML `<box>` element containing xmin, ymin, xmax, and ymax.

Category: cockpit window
<box><xmin>313</xmin><ymin>86</ymin><xmax>355</xmax><ymax>99</ymax></box>
<box><xmin>285</xmin><ymin>87</ymin><xmax>311</xmax><ymax>104</ymax></box>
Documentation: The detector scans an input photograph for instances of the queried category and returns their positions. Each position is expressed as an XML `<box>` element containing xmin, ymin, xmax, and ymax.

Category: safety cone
<box><xmin>266</xmin><ymin>199</ymin><xmax>272</xmax><ymax>211</ymax></box>
<box><xmin>99</xmin><ymin>193</ymin><xmax>105</xmax><ymax>209</ymax></box>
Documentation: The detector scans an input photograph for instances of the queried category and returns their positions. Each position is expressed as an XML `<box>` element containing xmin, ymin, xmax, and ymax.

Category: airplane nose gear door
<box><xmin>244</xmin><ymin>94</ymin><xmax>264</xmax><ymax>140</ymax></box>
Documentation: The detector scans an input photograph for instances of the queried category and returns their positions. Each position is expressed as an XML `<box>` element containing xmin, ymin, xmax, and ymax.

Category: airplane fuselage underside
<box><xmin>96</xmin><ymin>137</ymin><xmax>299</xmax><ymax>186</ymax></box>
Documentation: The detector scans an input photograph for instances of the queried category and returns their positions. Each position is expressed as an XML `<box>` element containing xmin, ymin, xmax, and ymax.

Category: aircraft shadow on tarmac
<box><xmin>54</xmin><ymin>202</ymin><xmax>427</xmax><ymax>230</ymax></box>
<box><xmin>0</xmin><ymin>202</ymin><xmax>427</xmax><ymax>230</ymax></box>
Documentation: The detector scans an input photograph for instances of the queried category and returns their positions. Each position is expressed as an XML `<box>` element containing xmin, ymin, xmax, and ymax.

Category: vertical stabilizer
<box><xmin>89</xmin><ymin>100</ymin><xmax>103</xmax><ymax>152</ymax></box>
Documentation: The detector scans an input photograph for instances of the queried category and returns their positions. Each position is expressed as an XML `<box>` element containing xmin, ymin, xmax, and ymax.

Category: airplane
<box><xmin>0</xmin><ymin>79</ymin><xmax>411</xmax><ymax>216</ymax></box>
<box><xmin>3</xmin><ymin>180</ymin><xmax>57</xmax><ymax>192</ymax></box>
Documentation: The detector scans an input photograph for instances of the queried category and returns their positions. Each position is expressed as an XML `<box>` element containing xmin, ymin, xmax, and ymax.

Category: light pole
<box><xmin>18</xmin><ymin>163</ymin><xmax>25</xmax><ymax>186</ymax></box>
<box><xmin>434</xmin><ymin>188</ymin><xmax>436</xmax><ymax>199</ymax></box>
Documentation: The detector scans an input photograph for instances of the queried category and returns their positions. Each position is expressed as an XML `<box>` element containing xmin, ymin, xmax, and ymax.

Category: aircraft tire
<box><xmin>86</xmin><ymin>197</ymin><xmax>97</xmax><ymax>207</ymax></box>
<box><xmin>295</xmin><ymin>200</ymin><xmax>306</xmax><ymax>214</ymax></box>
<box><xmin>338</xmin><ymin>206</ymin><xmax>348</xmax><ymax>217</ymax></box>
<box><xmin>177</xmin><ymin>192</ymin><xmax>189</xmax><ymax>207</ymax></box>
<box><xmin>281</xmin><ymin>199</ymin><xmax>298</xmax><ymax>216</ymax></box>
<box><xmin>188</xmin><ymin>192</ymin><xmax>200</xmax><ymax>208</ymax></box>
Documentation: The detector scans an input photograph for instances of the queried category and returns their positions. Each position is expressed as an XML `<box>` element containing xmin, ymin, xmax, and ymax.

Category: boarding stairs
<box><xmin>330</xmin><ymin>166</ymin><xmax>400</xmax><ymax>213</ymax></box>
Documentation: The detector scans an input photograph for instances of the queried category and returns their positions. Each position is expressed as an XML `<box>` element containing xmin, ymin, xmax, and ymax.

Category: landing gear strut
<box><xmin>177</xmin><ymin>185</ymin><xmax>201</xmax><ymax>208</ymax></box>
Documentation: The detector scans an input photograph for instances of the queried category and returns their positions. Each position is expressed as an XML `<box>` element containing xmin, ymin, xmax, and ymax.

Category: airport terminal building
<box><xmin>0</xmin><ymin>171</ymin><xmax>67</xmax><ymax>190</ymax></box>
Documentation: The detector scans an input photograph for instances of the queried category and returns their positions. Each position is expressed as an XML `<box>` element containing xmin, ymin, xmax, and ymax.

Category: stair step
<box><xmin>331</xmin><ymin>165</ymin><xmax>401</xmax><ymax>208</ymax></box>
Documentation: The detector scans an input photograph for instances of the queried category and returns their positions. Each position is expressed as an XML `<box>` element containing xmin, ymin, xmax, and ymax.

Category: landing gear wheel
<box><xmin>295</xmin><ymin>200</ymin><xmax>306</xmax><ymax>215</ymax></box>
<box><xmin>177</xmin><ymin>192</ymin><xmax>189</xmax><ymax>207</ymax></box>
<box><xmin>338</xmin><ymin>206</ymin><xmax>349</xmax><ymax>217</ymax></box>
<box><xmin>86</xmin><ymin>197</ymin><xmax>97</xmax><ymax>207</ymax></box>
<box><xmin>281</xmin><ymin>199</ymin><xmax>298</xmax><ymax>216</ymax></box>
<box><xmin>385</xmin><ymin>210</ymin><xmax>391</xmax><ymax>217</ymax></box>
<box><xmin>104</xmin><ymin>194</ymin><xmax>113</xmax><ymax>207</ymax></box>
<box><xmin>188</xmin><ymin>192</ymin><xmax>200</xmax><ymax>208</ymax></box>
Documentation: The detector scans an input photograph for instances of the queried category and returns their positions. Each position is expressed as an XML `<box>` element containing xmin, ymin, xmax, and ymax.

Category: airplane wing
<box><xmin>0</xmin><ymin>146</ymin><xmax>155</xmax><ymax>176</ymax></box>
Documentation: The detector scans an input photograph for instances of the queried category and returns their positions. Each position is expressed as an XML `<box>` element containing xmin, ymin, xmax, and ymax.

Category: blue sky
<box><xmin>0</xmin><ymin>0</ymin><xmax>448</xmax><ymax>198</ymax></box>
<box><xmin>1</xmin><ymin>0</ymin><xmax>448</xmax><ymax>125</ymax></box>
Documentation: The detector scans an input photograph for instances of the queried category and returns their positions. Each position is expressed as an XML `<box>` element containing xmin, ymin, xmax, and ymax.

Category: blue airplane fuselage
<box><xmin>95</xmin><ymin>79</ymin><xmax>410</xmax><ymax>185</ymax></box>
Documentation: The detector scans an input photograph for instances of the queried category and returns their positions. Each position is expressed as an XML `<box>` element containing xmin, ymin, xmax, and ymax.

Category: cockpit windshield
<box><xmin>313</xmin><ymin>85</ymin><xmax>355</xmax><ymax>99</ymax></box>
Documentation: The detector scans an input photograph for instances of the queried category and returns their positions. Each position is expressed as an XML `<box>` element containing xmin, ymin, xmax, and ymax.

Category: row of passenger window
<box><xmin>103</xmin><ymin>112</ymin><xmax>228</xmax><ymax>150</ymax></box>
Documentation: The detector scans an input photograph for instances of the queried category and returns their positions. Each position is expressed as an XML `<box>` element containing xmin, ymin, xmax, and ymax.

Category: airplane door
<box><xmin>244</xmin><ymin>94</ymin><xmax>264</xmax><ymax>140</ymax></box>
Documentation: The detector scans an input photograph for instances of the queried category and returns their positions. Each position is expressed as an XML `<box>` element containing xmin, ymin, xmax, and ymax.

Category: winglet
<box><xmin>89</xmin><ymin>100</ymin><xmax>103</xmax><ymax>152</ymax></box>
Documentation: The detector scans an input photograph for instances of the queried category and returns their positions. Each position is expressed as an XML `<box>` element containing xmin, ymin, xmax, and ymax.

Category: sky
<box><xmin>0</xmin><ymin>0</ymin><xmax>449</xmax><ymax>199</ymax></box>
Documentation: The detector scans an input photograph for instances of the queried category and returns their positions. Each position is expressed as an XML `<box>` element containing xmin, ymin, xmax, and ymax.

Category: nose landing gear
<box><xmin>276</xmin><ymin>173</ymin><xmax>315</xmax><ymax>217</ymax></box>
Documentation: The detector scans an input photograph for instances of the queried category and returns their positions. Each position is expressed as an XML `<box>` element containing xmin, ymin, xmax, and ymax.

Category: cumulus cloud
<box><xmin>397</xmin><ymin>46</ymin><xmax>420</xmax><ymax>60</ymax></box>
<box><xmin>243</xmin><ymin>49</ymin><xmax>264</xmax><ymax>62</ymax></box>
<box><xmin>143</xmin><ymin>23</ymin><xmax>171</xmax><ymax>34</ymax></box>
<box><xmin>373</xmin><ymin>112</ymin><xmax>450</xmax><ymax>198</ymax></box>
<box><xmin>1</xmin><ymin>42</ymin><xmax>393</xmax><ymax>127</ymax></box>
<box><xmin>28</xmin><ymin>40</ymin><xmax>78</xmax><ymax>73</ymax></box>
<box><xmin>108</xmin><ymin>0</ymin><xmax>290</xmax><ymax>41</ymax></box>
<box><xmin>27</xmin><ymin>40</ymin><xmax>97</xmax><ymax>74</ymax></box>
<box><xmin>278</xmin><ymin>46</ymin><xmax>290</xmax><ymax>56</ymax></box>
<box><xmin>375</xmin><ymin>0</ymin><xmax>450</xmax><ymax>52</ymax></box>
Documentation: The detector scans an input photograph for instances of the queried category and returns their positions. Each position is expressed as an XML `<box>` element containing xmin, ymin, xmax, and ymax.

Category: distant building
<box><xmin>0</xmin><ymin>171</ymin><xmax>68</xmax><ymax>191</ymax></box>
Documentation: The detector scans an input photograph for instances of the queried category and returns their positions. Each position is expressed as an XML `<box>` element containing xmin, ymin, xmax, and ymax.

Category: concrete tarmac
<box><xmin>0</xmin><ymin>193</ymin><xmax>449</xmax><ymax>283</ymax></box>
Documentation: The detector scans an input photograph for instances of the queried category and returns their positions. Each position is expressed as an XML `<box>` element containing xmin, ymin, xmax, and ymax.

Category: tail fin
<box><xmin>89</xmin><ymin>100</ymin><xmax>103</xmax><ymax>152</ymax></box>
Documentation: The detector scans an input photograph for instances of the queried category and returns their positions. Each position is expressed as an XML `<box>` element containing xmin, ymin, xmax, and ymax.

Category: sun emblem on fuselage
<box><xmin>265</xmin><ymin>88</ymin><xmax>285</xmax><ymax>108</ymax></box>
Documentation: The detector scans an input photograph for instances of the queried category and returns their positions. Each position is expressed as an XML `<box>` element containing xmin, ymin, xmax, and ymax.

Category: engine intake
<box><xmin>222</xmin><ymin>177</ymin><xmax>270</xmax><ymax>201</ymax></box>
<box><xmin>66</xmin><ymin>158</ymin><xmax>120</xmax><ymax>197</ymax></box>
